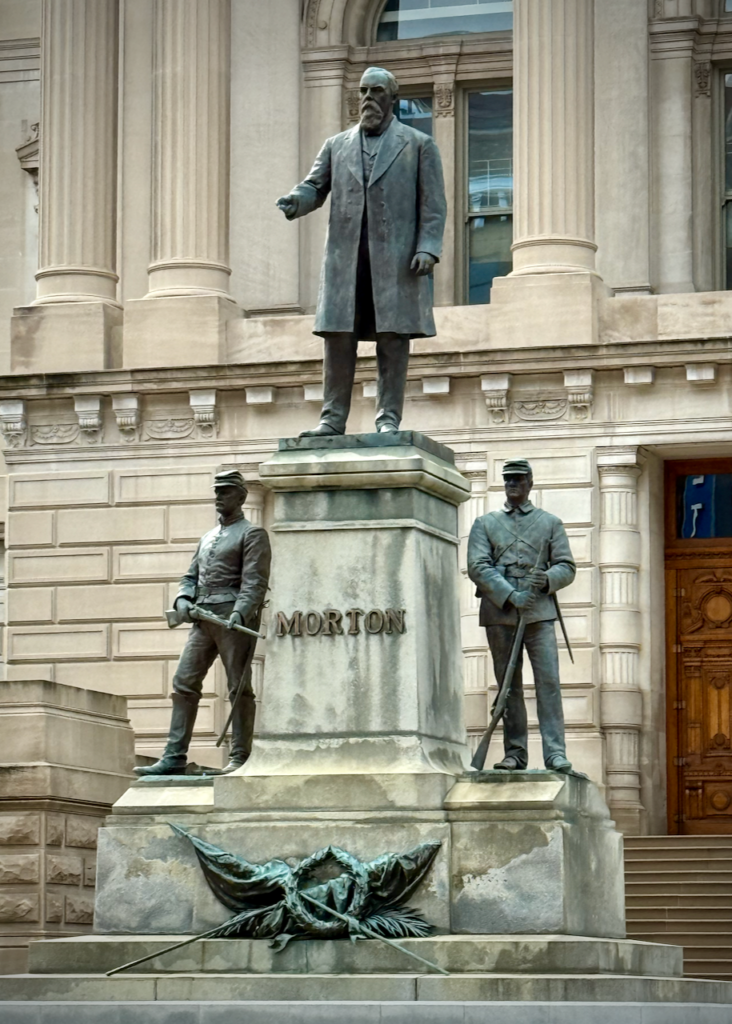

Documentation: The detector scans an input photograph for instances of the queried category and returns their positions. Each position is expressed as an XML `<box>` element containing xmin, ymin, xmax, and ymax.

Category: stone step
<box><xmin>624</xmin><ymin>836</ymin><xmax>732</xmax><ymax>848</ymax></box>
<box><xmin>1</xmin><ymin>972</ymin><xmax>732</xmax><ymax>1005</ymax></box>
<box><xmin>625</xmin><ymin>893</ymin><xmax>732</xmax><ymax>908</ymax></box>
<box><xmin>626</xmin><ymin>907</ymin><xmax>732</xmax><ymax>923</ymax></box>
<box><xmin>625</xmin><ymin>869</ymin><xmax>732</xmax><ymax>883</ymax></box>
<box><xmin>2</xmin><ymin>1000</ymin><xmax>732</xmax><ymax>1024</ymax></box>
<box><xmin>625</xmin><ymin>880</ymin><xmax>732</xmax><ymax>895</ymax></box>
<box><xmin>628</xmin><ymin>931</ymin><xmax>732</xmax><ymax>949</ymax></box>
<box><xmin>625</xmin><ymin>847</ymin><xmax>732</xmax><ymax>861</ymax></box>
<box><xmin>26</xmin><ymin>935</ymin><xmax>682</xmax><ymax>979</ymax></box>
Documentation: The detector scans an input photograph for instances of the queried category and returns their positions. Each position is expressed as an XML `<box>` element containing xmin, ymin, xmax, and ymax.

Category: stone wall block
<box><xmin>0</xmin><ymin>815</ymin><xmax>40</xmax><ymax>846</ymax></box>
<box><xmin>46</xmin><ymin>816</ymin><xmax>64</xmax><ymax>846</ymax></box>
<box><xmin>169</xmin><ymin>504</ymin><xmax>215</xmax><ymax>543</ymax></box>
<box><xmin>114</xmin><ymin>467</ymin><xmax>214</xmax><ymax>505</ymax></box>
<box><xmin>600</xmin><ymin>688</ymin><xmax>643</xmax><ymax>729</ymax></box>
<box><xmin>8</xmin><ymin>549</ymin><xmax>110</xmax><ymax>586</ymax></box>
<box><xmin>56</xmin><ymin>506</ymin><xmax>166</xmax><ymax>546</ymax></box>
<box><xmin>0</xmin><ymin>854</ymin><xmax>40</xmax><ymax>884</ymax></box>
<box><xmin>599</xmin><ymin>608</ymin><xmax>641</xmax><ymax>647</ymax></box>
<box><xmin>6</xmin><ymin>624</ymin><xmax>109</xmax><ymax>661</ymax></box>
<box><xmin>7</xmin><ymin>587</ymin><xmax>55</xmax><ymax>625</ymax></box>
<box><xmin>64</xmin><ymin>893</ymin><xmax>94</xmax><ymax>925</ymax></box>
<box><xmin>0</xmin><ymin>894</ymin><xmax>40</xmax><ymax>923</ymax></box>
<box><xmin>7</xmin><ymin>511</ymin><xmax>55</xmax><ymax>548</ymax></box>
<box><xmin>113</xmin><ymin>545</ymin><xmax>194</xmax><ymax>582</ymax></box>
<box><xmin>55</xmin><ymin>583</ymin><xmax>166</xmax><ymax>623</ymax></box>
<box><xmin>54</xmin><ymin>660</ymin><xmax>167</xmax><ymax>699</ymax></box>
<box><xmin>598</xmin><ymin>529</ymin><xmax>641</xmax><ymax>567</ymax></box>
<box><xmin>45</xmin><ymin>894</ymin><xmax>63</xmax><ymax>923</ymax></box>
<box><xmin>113</xmin><ymin>623</ymin><xmax>189</xmax><ymax>659</ymax></box>
<box><xmin>65</xmin><ymin>816</ymin><xmax>99</xmax><ymax>850</ymax></box>
<box><xmin>9</xmin><ymin>470</ymin><xmax>110</xmax><ymax>510</ymax></box>
<box><xmin>46</xmin><ymin>854</ymin><xmax>83</xmax><ymax>886</ymax></box>
<box><xmin>84</xmin><ymin>859</ymin><xmax>96</xmax><ymax>887</ymax></box>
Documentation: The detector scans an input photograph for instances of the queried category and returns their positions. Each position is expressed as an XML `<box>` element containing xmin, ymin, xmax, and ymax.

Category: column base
<box><xmin>490</xmin><ymin>272</ymin><xmax>611</xmax><ymax>349</ymax></box>
<box><xmin>123</xmin><ymin>295</ymin><xmax>243</xmax><ymax>368</ymax></box>
<box><xmin>10</xmin><ymin>302</ymin><xmax>123</xmax><ymax>373</ymax></box>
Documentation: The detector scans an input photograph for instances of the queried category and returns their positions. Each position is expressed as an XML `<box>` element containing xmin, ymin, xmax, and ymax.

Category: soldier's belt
<box><xmin>195</xmin><ymin>588</ymin><xmax>239</xmax><ymax>603</ymax></box>
<box><xmin>504</xmin><ymin>568</ymin><xmax>530</xmax><ymax>579</ymax></box>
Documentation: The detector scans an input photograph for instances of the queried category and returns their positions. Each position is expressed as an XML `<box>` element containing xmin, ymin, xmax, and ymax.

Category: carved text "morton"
<box><xmin>275</xmin><ymin>609</ymin><xmax>406</xmax><ymax>637</ymax></box>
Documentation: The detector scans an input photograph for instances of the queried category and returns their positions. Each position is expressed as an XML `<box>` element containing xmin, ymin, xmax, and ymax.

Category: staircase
<box><xmin>625</xmin><ymin>835</ymin><xmax>732</xmax><ymax>981</ymax></box>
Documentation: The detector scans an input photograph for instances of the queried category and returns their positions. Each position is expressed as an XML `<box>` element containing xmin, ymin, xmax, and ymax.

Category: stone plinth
<box><xmin>0</xmin><ymin>681</ymin><xmax>134</xmax><ymax>974</ymax></box>
<box><xmin>445</xmin><ymin>771</ymin><xmax>625</xmax><ymax>938</ymax></box>
<box><xmin>239</xmin><ymin>431</ymin><xmax>471</xmax><ymax>779</ymax></box>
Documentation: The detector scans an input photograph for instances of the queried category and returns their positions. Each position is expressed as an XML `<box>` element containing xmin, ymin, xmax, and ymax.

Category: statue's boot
<box><xmin>204</xmin><ymin>689</ymin><xmax>256</xmax><ymax>776</ymax></box>
<box><xmin>299</xmin><ymin>333</ymin><xmax>357</xmax><ymax>437</ymax></box>
<box><xmin>545</xmin><ymin>753</ymin><xmax>573</xmax><ymax>774</ymax></box>
<box><xmin>133</xmin><ymin>693</ymin><xmax>198</xmax><ymax>776</ymax></box>
<box><xmin>375</xmin><ymin>334</ymin><xmax>409</xmax><ymax>432</ymax></box>
<box><xmin>493</xmin><ymin>755</ymin><xmax>523</xmax><ymax>771</ymax></box>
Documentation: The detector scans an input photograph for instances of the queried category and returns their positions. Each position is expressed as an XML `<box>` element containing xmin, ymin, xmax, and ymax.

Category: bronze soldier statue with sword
<box><xmin>467</xmin><ymin>459</ymin><xmax>577</xmax><ymax>773</ymax></box>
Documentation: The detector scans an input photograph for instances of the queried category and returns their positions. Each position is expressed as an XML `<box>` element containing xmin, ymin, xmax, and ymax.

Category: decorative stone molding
<box><xmin>686</xmin><ymin>363</ymin><xmax>717</xmax><ymax>384</ymax></box>
<box><xmin>30</xmin><ymin>424</ymin><xmax>80</xmax><ymax>446</ymax></box>
<box><xmin>694</xmin><ymin>61</ymin><xmax>711</xmax><ymax>98</ymax></box>
<box><xmin>143</xmin><ymin>418</ymin><xmax>195</xmax><ymax>442</ymax></box>
<box><xmin>303</xmin><ymin>384</ymin><xmax>324</xmax><ymax>403</ymax></box>
<box><xmin>623</xmin><ymin>366</ymin><xmax>655</xmax><ymax>386</ymax></box>
<box><xmin>564</xmin><ymin>369</ymin><xmax>594</xmax><ymax>421</ymax></box>
<box><xmin>434</xmin><ymin>83</ymin><xmax>455</xmax><ymax>118</ymax></box>
<box><xmin>481</xmin><ymin>374</ymin><xmax>512</xmax><ymax>424</ymax></box>
<box><xmin>243</xmin><ymin>484</ymin><xmax>265</xmax><ymax>527</ymax></box>
<box><xmin>422</xmin><ymin>377</ymin><xmax>450</xmax><ymax>396</ymax></box>
<box><xmin>73</xmin><ymin>396</ymin><xmax>103</xmax><ymax>444</ymax></box>
<box><xmin>245</xmin><ymin>387</ymin><xmax>275</xmax><ymax>406</ymax></box>
<box><xmin>112</xmin><ymin>394</ymin><xmax>141</xmax><ymax>443</ymax></box>
<box><xmin>596</xmin><ymin>445</ymin><xmax>645</xmax><ymax>835</ymax></box>
<box><xmin>0</xmin><ymin>400</ymin><xmax>27</xmax><ymax>449</ymax></box>
<box><xmin>16</xmin><ymin>121</ymin><xmax>39</xmax><ymax>208</ymax></box>
<box><xmin>189</xmin><ymin>390</ymin><xmax>218</xmax><ymax>440</ymax></box>
<box><xmin>513</xmin><ymin>396</ymin><xmax>568</xmax><ymax>422</ymax></box>
<box><xmin>345</xmin><ymin>88</ymin><xmax>360</xmax><ymax>124</ymax></box>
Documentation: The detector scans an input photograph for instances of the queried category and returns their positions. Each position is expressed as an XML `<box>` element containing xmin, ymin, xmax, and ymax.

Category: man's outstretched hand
<box><xmin>410</xmin><ymin>252</ymin><xmax>436</xmax><ymax>276</ymax></box>
<box><xmin>276</xmin><ymin>195</ymin><xmax>299</xmax><ymax>220</ymax></box>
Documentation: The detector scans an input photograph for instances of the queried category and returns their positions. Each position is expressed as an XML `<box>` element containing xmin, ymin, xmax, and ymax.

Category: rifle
<box><xmin>165</xmin><ymin>603</ymin><xmax>265</xmax><ymax>748</ymax></box>
<box><xmin>470</xmin><ymin>539</ymin><xmax>549</xmax><ymax>772</ymax></box>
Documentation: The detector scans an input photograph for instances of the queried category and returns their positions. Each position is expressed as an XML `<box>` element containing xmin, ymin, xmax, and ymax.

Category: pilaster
<box><xmin>597</xmin><ymin>446</ymin><xmax>645</xmax><ymax>835</ymax></box>
<box><xmin>429</xmin><ymin>46</ymin><xmax>460</xmax><ymax>306</ymax></box>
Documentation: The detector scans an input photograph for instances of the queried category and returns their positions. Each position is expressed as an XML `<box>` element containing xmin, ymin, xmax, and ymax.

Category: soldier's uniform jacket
<box><xmin>175</xmin><ymin>513</ymin><xmax>271</xmax><ymax>625</ymax></box>
<box><xmin>467</xmin><ymin>501</ymin><xmax>576</xmax><ymax>626</ymax></box>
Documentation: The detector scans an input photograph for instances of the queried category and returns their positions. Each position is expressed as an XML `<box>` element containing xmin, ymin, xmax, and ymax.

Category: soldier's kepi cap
<box><xmin>212</xmin><ymin>469</ymin><xmax>248</xmax><ymax>492</ymax></box>
<box><xmin>502</xmin><ymin>459</ymin><xmax>532</xmax><ymax>477</ymax></box>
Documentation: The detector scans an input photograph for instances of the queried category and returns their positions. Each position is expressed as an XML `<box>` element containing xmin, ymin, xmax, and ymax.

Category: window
<box><xmin>726</xmin><ymin>0</ymin><xmax>732</xmax><ymax>11</ymax></box>
<box><xmin>394</xmin><ymin>97</ymin><xmax>433</xmax><ymax>136</ymax></box>
<box><xmin>376</xmin><ymin>0</ymin><xmax>513</xmax><ymax>42</ymax></box>
<box><xmin>677</xmin><ymin>474</ymin><xmax>732</xmax><ymax>539</ymax></box>
<box><xmin>466</xmin><ymin>88</ymin><xmax>513</xmax><ymax>304</ymax></box>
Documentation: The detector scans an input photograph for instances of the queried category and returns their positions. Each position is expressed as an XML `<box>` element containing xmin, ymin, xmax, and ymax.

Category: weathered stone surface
<box><xmin>0</xmin><ymin>814</ymin><xmax>39</xmax><ymax>846</ymax></box>
<box><xmin>83</xmin><ymin>859</ymin><xmax>96</xmax><ymax>887</ymax></box>
<box><xmin>0</xmin><ymin>854</ymin><xmax>40</xmax><ymax>884</ymax></box>
<box><xmin>45</xmin><ymin>816</ymin><xmax>64</xmax><ymax>847</ymax></box>
<box><xmin>64</xmin><ymin>894</ymin><xmax>94</xmax><ymax>925</ymax></box>
<box><xmin>46</xmin><ymin>855</ymin><xmax>82</xmax><ymax>887</ymax></box>
<box><xmin>65</xmin><ymin>816</ymin><xmax>99</xmax><ymax>850</ymax></box>
<box><xmin>0</xmin><ymin>893</ymin><xmax>39</xmax><ymax>923</ymax></box>
<box><xmin>45</xmin><ymin>895</ymin><xmax>63</xmax><ymax>924</ymax></box>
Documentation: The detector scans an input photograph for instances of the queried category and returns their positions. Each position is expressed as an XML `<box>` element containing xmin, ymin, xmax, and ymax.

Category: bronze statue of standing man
<box><xmin>277</xmin><ymin>67</ymin><xmax>446</xmax><ymax>436</ymax></box>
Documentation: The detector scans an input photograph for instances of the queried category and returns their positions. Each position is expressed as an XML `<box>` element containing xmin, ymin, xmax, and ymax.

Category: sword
<box><xmin>470</xmin><ymin>540</ymin><xmax>549</xmax><ymax>772</ymax></box>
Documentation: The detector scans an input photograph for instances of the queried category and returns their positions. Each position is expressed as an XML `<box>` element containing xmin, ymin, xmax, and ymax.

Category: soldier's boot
<box><xmin>133</xmin><ymin>693</ymin><xmax>198</xmax><ymax>776</ymax></box>
<box><xmin>300</xmin><ymin>333</ymin><xmax>357</xmax><ymax>437</ymax></box>
<box><xmin>206</xmin><ymin>691</ymin><xmax>256</xmax><ymax>776</ymax></box>
<box><xmin>375</xmin><ymin>334</ymin><xmax>410</xmax><ymax>432</ymax></box>
<box><xmin>545</xmin><ymin>753</ymin><xmax>573</xmax><ymax>774</ymax></box>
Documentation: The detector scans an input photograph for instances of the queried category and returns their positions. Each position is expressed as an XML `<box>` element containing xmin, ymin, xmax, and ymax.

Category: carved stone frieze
<box><xmin>694</xmin><ymin>61</ymin><xmax>711</xmax><ymax>98</ymax></box>
<box><xmin>513</xmin><ymin>397</ymin><xmax>568</xmax><ymax>422</ymax></box>
<box><xmin>74</xmin><ymin>395</ymin><xmax>103</xmax><ymax>444</ymax></box>
<box><xmin>189</xmin><ymin>389</ymin><xmax>219</xmax><ymax>440</ymax></box>
<box><xmin>143</xmin><ymin>418</ymin><xmax>195</xmax><ymax>441</ymax></box>
<box><xmin>434</xmin><ymin>83</ymin><xmax>454</xmax><ymax>118</ymax></box>
<box><xmin>563</xmin><ymin>369</ymin><xmax>594</xmax><ymax>421</ymax></box>
<box><xmin>30</xmin><ymin>424</ymin><xmax>80</xmax><ymax>446</ymax></box>
<box><xmin>345</xmin><ymin>88</ymin><xmax>360</xmax><ymax>124</ymax></box>
<box><xmin>112</xmin><ymin>394</ymin><xmax>141</xmax><ymax>443</ymax></box>
<box><xmin>481</xmin><ymin>374</ymin><xmax>511</xmax><ymax>424</ymax></box>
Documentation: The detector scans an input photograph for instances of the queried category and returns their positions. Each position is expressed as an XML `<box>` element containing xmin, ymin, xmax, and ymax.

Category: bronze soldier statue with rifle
<box><xmin>134</xmin><ymin>469</ymin><xmax>271</xmax><ymax>778</ymax></box>
<box><xmin>467</xmin><ymin>459</ymin><xmax>576</xmax><ymax>773</ymax></box>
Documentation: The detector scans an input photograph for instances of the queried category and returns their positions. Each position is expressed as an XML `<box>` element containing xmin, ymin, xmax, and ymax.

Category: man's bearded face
<box><xmin>359</xmin><ymin>74</ymin><xmax>394</xmax><ymax>131</ymax></box>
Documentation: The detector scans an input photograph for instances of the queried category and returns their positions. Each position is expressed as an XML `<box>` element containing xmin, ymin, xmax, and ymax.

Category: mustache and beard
<box><xmin>360</xmin><ymin>98</ymin><xmax>387</xmax><ymax>131</ymax></box>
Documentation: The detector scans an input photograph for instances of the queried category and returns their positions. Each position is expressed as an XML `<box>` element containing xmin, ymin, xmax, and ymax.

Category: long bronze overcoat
<box><xmin>289</xmin><ymin>118</ymin><xmax>446</xmax><ymax>338</ymax></box>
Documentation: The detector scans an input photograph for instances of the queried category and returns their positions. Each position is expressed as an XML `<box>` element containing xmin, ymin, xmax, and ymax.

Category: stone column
<box><xmin>10</xmin><ymin>0</ymin><xmax>121</xmax><ymax>373</ymax></box>
<box><xmin>123</xmin><ymin>0</ymin><xmax>242</xmax><ymax>368</ymax></box>
<box><xmin>597</xmin><ymin>446</ymin><xmax>645</xmax><ymax>835</ymax></box>
<box><xmin>511</xmin><ymin>0</ymin><xmax>596</xmax><ymax>276</ymax></box>
<box><xmin>490</xmin><ymin>0</ymin><xmax>608</xmax><ymax>347</ymax></box>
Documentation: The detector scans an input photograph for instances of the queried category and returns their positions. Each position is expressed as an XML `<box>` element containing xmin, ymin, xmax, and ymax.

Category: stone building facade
<box><xmin>1</xmin><ymin>0</ymin><xmax>732</xmax><ymax>840</ymax></box>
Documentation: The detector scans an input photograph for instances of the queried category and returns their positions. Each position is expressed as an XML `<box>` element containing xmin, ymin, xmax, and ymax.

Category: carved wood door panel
<box><xmin>675</xmin><ymin>568</ymin><xmax>732</xmax><ymax>834</ymax></box>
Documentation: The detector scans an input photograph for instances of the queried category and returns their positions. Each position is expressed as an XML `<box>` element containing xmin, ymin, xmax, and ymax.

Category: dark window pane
<box><xmin>376</xmin><ymin>0</ymin><xmax>512</xmax><ymax>41</ymax></box>
<box><xmin>394</xmin><ymin>96</ymin><xmax>433</xmax><ymax>137</ymax></box>
<box><xmin>725</xmin><ymin>75</ymin><xmax>732</xmax><ymax>193</ymax></box>
<box><xmin>468</xmin><ymin>214</ymin><xmax>512</xmax><ymax>304</ymax></box>
<box><xmin>727</xmin><ymin>0</ymin><xmax>732</xmax><ymax>10</ymax></box>
<box><xmin>726</xmin><ymin>206</ymin><xmax>732</xmax><ymax>291</ymax></box>
<box><xmin>468</xmin><ymin>89</ymin><xmax>513</xmax><ymax>212</ymax></box>
<box><xmin>676</xmin><ymin>474</ymin><xmax>732</xmax><ymax>539</ymax></box>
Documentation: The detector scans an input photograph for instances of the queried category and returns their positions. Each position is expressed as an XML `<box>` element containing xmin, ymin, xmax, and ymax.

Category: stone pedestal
<box><xmin>0</xmin><ymin>681</ymin><xmax>134</xmax><ymax>974</ymax></box>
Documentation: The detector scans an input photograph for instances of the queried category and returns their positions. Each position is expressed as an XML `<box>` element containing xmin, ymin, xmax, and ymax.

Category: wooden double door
<box><xmin>667</xmin><ymin>460</ymin><xmax>732</xmax><ymax>834</ymax></box>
